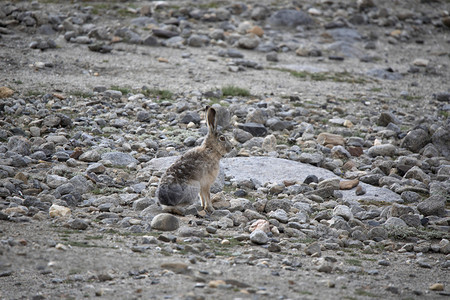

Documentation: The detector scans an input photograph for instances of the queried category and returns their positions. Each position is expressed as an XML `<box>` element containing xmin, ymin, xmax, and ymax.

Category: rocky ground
<box><xmin>0</xmin><ymin>0</ymin><xmax>450</xmax><ymax>299</ymax></box>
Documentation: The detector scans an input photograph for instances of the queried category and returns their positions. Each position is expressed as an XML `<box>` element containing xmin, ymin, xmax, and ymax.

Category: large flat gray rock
<box><xmin>146</xmin><ymin>156</ymin><xmax>402</xmax><ymax>203</ymax></box>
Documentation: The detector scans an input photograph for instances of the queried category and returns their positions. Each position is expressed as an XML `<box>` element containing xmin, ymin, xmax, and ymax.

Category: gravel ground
<box><xmin>0</xmin><ymin>1</ymin><xmax>449</xmax><ymax>299</ymax></box>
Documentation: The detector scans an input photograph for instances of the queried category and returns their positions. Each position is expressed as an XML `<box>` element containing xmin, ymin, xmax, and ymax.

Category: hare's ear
<box><xmin>206</xmin><ymin>106</ymin><xmax>217</xmax><ymax>133</ymax></box>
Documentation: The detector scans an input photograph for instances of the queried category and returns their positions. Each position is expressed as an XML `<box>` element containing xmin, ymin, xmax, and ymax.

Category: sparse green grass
<box><xmin>337</xmin><ymin>97</ymin><xmax>360</xmax><ymax>103</ymax></box>
<box><xmin>208</xmin><ymin>98</ymin><xmax>230</xmax><ymax>107</ymax></box>
<box><xmin>117</xmin><ymin>8</ymin><xmax>136</xmax><ymax>17</ymax></box>
<box><xmin>198</xmin><ymin>1</ymin><xmax>224</xmax><ymax>9</ymax></box>
<box><xmin>355</xmin><ymin>289</ymin><xmax>377</xmax><ymax>297</ymax></box>
<box><xmin>68</xmin><ymin>269</ymin><xmax>81</xmax><ymax>275</ymax></box>
<box><xmin>26</xmin><ymin>90</ymin><xmax>43</xmax><ymax>97</ymax></box>
<box><xmin>202</xmin><ymin>236</ymin><xmax>243</xmax><ymax>257</ymax></box>
<box><xmin>110</xmin><ymin>85</ymin><xmax>131</xmax><ymax>95</ymax></box>
<box><xmin>142</xmin><ymin>88</ymin><xmax>174</xmax><ymax>101</ymax></box>
<box><xmin>388</xmin><ymin>226</ymin><xmax>450</xmax><ymax>240</ymax></box>
<box><xmin>103</xmin><ymin>229</ymin><xmax>161</xmax><ymax>237</ymax></box>
<box><xmin>222</xmin><ymin>85</ymin><xmax>251</xmax><ymax>97</ymax></box>
<box><xmin>297</xmin><ymin>291</ymin><xmax>313</xmax><ymax>295</ymax></box>
<box><xmin>403</xmin><ymin>95</ymin><xmax>421</xmax><ymax>101</ymax></box>
<box><xmin>56</xmin><ymin>229</ymin><xmax>79</xmax><ymax>235</ymax></box>
<box><xmin>91</xmin><ymin>187</ymin><xmax>125</xmax><ymax>195</ymax></box>
<box><xmin>345</xmin><ymin>259</ymin><xmax>362</xmax><ymax>266</ymax></box>
<box><xmin>70</xmin><ymin>90</ymin><xmax>93</xmax><ymax>98</ymax></box>
<box><xmin>271</xmin><ymin>68</ymin><xmax>368</xmax><ymax>84</ymax></box>
<box><xmin>439</xmin><ymin>111</ymin><xmax>449</xmax><ymax>118</ymax></box>
<box><xmin>89</xmin><ymin>3</ymin><xmax>110</xmax><ymax>15</ymax></box>
<box><xmin>358</xmin><ymin>199</ymin><xmax>393</xmax><ymax>207</ymax></box>
<box><xmin>370</xmin><ymin>87</ymin><xmax>382</xmax><ymax>92</ymax></box>
<box><xmin>85</xmin><ymin>235</ymin><xmax>104</xmax><ymax>240</ymax></box>
<box><xmin>65</xmin><ymin>241</ymin><xmax>102</xmax><ymax>248</ymax></box>
<box><xmin>289</xmin><ymin>70</ymin><xmax>308</xmax><ymax>78</ymax></box>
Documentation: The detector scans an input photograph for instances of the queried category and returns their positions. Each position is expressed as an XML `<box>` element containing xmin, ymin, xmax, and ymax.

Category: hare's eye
<box><xmin>219</xmin><ymin>135</ymin><xmax>226</xmax><ymax>142</ymax></box>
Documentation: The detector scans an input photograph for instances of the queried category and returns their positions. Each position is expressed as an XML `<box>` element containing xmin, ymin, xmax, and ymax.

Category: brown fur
<box><xmin>157</xmin><ymin>106</ymin><xmax>232</xmax><ymax>212</ymax></box>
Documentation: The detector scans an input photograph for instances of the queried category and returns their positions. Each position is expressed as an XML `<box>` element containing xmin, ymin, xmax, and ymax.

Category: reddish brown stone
<box><xmin>339</xmin><ymin>179</ymin><xmax>359</xmax><ymax>190</ymax></box>
<box><xmin>348</xmin><ymin>146</ymin><xmax>363</xmax><ymax>157</ymax></box>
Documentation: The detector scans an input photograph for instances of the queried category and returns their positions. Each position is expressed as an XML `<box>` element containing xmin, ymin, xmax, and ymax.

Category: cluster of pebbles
<box><xmin>0</xmin><ymin>0</ymin><xmax>449</xmax><ymax>299</ymax></box>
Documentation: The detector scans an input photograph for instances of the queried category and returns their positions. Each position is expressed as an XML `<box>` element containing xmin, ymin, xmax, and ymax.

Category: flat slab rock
<box><xmin>147</xmin><ymin>156</ymin><xmax>402</xmax><ymax>203</ymax></box>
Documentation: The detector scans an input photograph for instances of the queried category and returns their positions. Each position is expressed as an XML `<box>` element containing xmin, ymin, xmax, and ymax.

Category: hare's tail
<box><xmin>157</xmin><ymin>182</ymin><xmax>199</xmax><ymax>206</ymax></box>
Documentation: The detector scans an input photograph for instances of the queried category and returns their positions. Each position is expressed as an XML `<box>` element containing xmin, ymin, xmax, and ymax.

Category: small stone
<box><xmin>266</xmin><ymin>52</ymin><xmax>278</xmax><ymax>62</ymax></box>
<box><xmin>333</xmin><ymin>205</ymin><xmax>353</xmax><ymax>221</ymax></box>
<box><xmin>158</xmin><ymin>234</ymin><xmax>176</xmax><ymax>243</ymax></box>
<box><xmin>417</xmin><ymin>195</ymin><xmax>446</xmax><ymax>217</ymax></box>
<box><xmin>79</xmin><ymin>150</ymin><xmax>101</xmax><ymax>162</ymax></box>
<box><xmin>429</xmin><ymin>283</ymin><xmax>444</xmax><ymax>291</ymax></box>
<box><xmin>401</xmin><ymin>129</ymin><xmax>430</xmax><ymax>153</ymax></box>
<box><xmin>238</xmin><ymin>123</ymin><xmax>267</xmax><ymax>137</ymax></box>
<box><xmin>305</xmin><ymin>242</ymin><xmax>321</xmax><ymax>256</ymax></box>
<box><xmin>97</xmin><ymin>273</ymin><xmax>114</xmax><ymax>281</ymax></box>
<box><xmin>390</xmin><ymin>203</ymin><xmax>414</xmax><ymax>217</ymax></box>
<box><xmin>206</xmin><ymin>226</ymin><xmax>217</xmax><ymax>234</ymax></box>
<box><xmin>132</xmin><ymin>198</ymin><xmax>153</xmax><ymax>211</ymax></box>
<box><xmin>401</xmin><ymin>191</ymin><xmax>421</xmax><ymax>203</ymax></box>
<box><xmin>317</xmin><ymin>178</ymin><xmax>340</xmax><ymax>190</ymax></box>
<box><xmin>249</xmin><ymin>219</ymin><xmax>270</xmax><ymax>233</ymax></box>
<box><xmin>0</xmin><ymin>86</ymin><xmax>14</xmax><ymax>98</ymax></box>
<box><xmin>318</xmin><ymin>263</ymin><xmax>333</xmax><ymax>273</ymax></box>
<box><xmin>248</xmin><ymin>26</ymin><xmax>264</xmax><ymax>37</ymax></box>
<box><xmin>413</xmin><ymin>58</ymin><xmax>429</xmax><ymax>67</ymax></box>
<box><xmin>439</xmin><ymin>239</ymin><xmax>450</xmax><ymax>254</ymax></box>
<box><xmin>386</xmin><ymin>286</ymin><xmax>400</xmax><ymax>294</ymax></box>
<box><xmin>317</xmin><ymin>133</ymin><xmax>345</xmax><ymax>147</ymax></box>
<box><xmin>7</xmin><ymin>136</ymin><xmax>31</xmax><ymax>156</ymax></box>
<box><xmin>88</xmin><ymin>43</ymin><xmax>112</xmax><ymax>53</ymax></box>
<box><xmin>268</xmin><ymin>243</ymin><xmax>282</xmax><ymax>252</ymax></box>
<box><xmin>378</xmin><ymin>259</ymin><xmax>391</xmax><ymax>266</ymax></box>
<box><xmin>150</xmin><ymin>213</ymin><xmax>179</xmax><ymax>231</ymax></box>
<box><xmin>46</xmin><ymin>174</ymin><xmax>68</xmax><ymax>188</ymax></box>
<box><xmin>86</xmin><ymin>163</ymin><xmax>106</xmax><ymax>174</ymax></box>
<box><xmin>377</xmin><ymin>112</ymin><xmax>400</xmax><ymax>126</ymax></box>
<box><xmin>368</xmin><ymin>227</ymin><xmax>388</xmax><ymax>241</ymax></box>
<box><xmin>238</xmin><ymin>35</ymin><xmax>260</xmax><ymax>49</ymax></box>
<box><xmin>436</xmin><ymin>92</ymin><xmax>450</xmax><ymax>102</ymax></box>
<box><xmin>304</xmin><ymin>175</ymin><xmax>319</xmax><ymax>184</ymax></box>
<box><xmin>101</xmin><ymin>152</ymin><xmax>138</xmax><ymax>167</ymax></box>
<box><xmin>268</xmin><ymin>209</ymin><xmax>288</xmax><ymax>223</ymax></box>
<box><xmin>355</xmin><ymin>185</ymin><xmax>366</xmax><ymax>195</ymax></box>
<box><xmin>160</xmin><ymin>262</ymin><xmax>189</xmax><ymax>274</ymax></box>
<box><xmin>55</xmin><ymin>243</ymin><xmax>68</xmax><ymax>251</ymax></box>
<box><xmin>49</xmin><ymin>204</ymin><xmax>71</xmax><ymax>218</ymax></box>
<box><xmin>269</xmin><ymin>9</ymin><xmax>314</xmax><ymax>28</ymax></box>
<box><xmin>208</xmin><ymin>280</ymin><xmax>227</xmax><ymax>288</ymax></box>
<box><xmin>67</xmin><ymin>218</ymin><xmax>89</xmax><ymax>230</ymax></box>
<box><xmin>339</xmin><ymin>179</ymin><xmax>359</xmax><ymax>190</ymax></box>
<box><xmin>368</xmin><ymin>144</ymin><xmax>397</xmax><ymax>157</ymax></box>
<box><xmin>400</xmin><ymin>214</ymin><xmax>421</xmax><ymax>228</ymax></box>
<box><xmin>384</xmin><ymin>217</ymin><xmax>408</xmax><ymax>228</ymax></box>
<box><xmin>250</xmin><ymin>229</ymin><xmax>269</xmax><ymax>245</ymax></box>
<box><xmin>404</xmin><ymin>166</ymin><xmax>430</xmax><ymax>184</ymax></box>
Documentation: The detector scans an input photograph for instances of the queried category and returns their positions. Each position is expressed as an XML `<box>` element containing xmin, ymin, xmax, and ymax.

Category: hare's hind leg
<box><xmin>200</xmin><ymin>185</ymin><xmax>214</xmax><ymax>213</ymax></box>
<box><xmin>199</xmin><ymin>190</ymin><xmax>205</xmax><ymax>209</ymax></box>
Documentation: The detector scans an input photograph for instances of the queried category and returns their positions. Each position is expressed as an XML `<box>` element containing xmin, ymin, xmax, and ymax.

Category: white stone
<box><xmin>49</xmin><ymin>204</ymin><xmax>71</xmax><ymax>218</ymax></box>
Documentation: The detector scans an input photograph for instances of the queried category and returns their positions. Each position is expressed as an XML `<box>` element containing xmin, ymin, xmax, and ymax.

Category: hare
<box><xmin>157</xmin><ymin>106</ymin><xmax>233</xmax><ymax>213</ymax></box>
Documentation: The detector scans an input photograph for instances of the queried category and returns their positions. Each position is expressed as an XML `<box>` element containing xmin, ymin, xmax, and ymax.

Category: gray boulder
<box><xmin>401</xmin><ymin>128</ymin><xmax>430</xmax><ymax>153</ymax></box>
<box><xmin>150</xmin><ymin>213</ymin><xmax>179</xmax><ymax>231</ymax></box>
